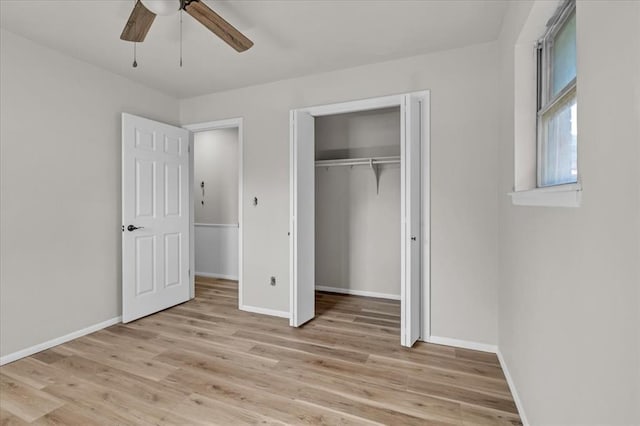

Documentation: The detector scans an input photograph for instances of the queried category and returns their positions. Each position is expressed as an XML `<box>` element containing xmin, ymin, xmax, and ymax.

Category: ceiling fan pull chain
<box><xmin>179</xmin><ymin>9</ymin><xmax>183</xmax><ymax>67</ymax></box>
<box><xmin>132</xmin><ymin>0</ymin><xmax>138</xmax><ymax>68</ymax></box>
<box><xmin>133</xmin><ymin>42</ymin><xmax>138</xmax><ymax>68</ymax></box>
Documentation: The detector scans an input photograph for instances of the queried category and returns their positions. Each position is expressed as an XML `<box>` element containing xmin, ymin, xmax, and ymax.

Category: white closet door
<box><xmin>122</xmin><ymin>113</ymin><xmax>191</xmax><ymax>323</ymax></box>
<box><xmin>401</xmin><ymin>94</ymin><xmax>422</xmax><ymax>347</ymax></box>
<box><xmin>290</xmin><ymin>110</ymin><xmax>315</xmax><ymax>327</ymax></box>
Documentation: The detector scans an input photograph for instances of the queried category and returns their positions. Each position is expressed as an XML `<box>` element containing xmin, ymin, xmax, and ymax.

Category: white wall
<box><xmin>315</xmin><ymin>108</ymin><xmax>401</xmax><ymax>298</ymax></box>
<box><xmin>181</xmin><ymin>41</ymin><xmax>501</xmax><ymax>344</ymax></box>
<box><xmin>497</xmin><ymin>1</ymin><xmax>640</xmax><ymax>424</ymax></box>
<box><xmin>315</xmin><ymin>108</ymin><xmax>401</xmax><ymax>159</ymax></box>
<box><xmin>194</xmin><ymin>225</ymin><xmax>239</xmax><ymax>280</ymax></box>
<box><xmin>0</xmin><ymin>29</ymin><xmax>180</xmax><ymax>358</ymax></box>
<box><xmin>193</xmin><ymin>128</ymin><xmax>239</xmax><ymax>224</ymax></box>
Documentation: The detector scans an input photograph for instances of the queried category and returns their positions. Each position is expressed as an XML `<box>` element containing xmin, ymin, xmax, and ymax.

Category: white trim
<box><xmin>188</xmin><ymin>129</ymin><xmax>195</xmax><ymax>298</ymax></box>
<box><xmin>240</xmin><ymin>304</ymin><xmax>290</xmax><ymax>319</ymax></box>
<box><xmin>0</xmin><ymin>316</ymin><xmax>122</xmax><ymax>366</ymax></box>
<box><xmin>194</xmin><ymin>223</ymin><xmax>239</xmax><ymax>228</ymax></box>
<box><xmin>400</xmin><ymin>94</ymin><xmax>407</xmax><ymax>345</ymax></box>
<box><xmin>183</xmin><ymin>117</ymin><xmax>241</xmax><ymax>132</ymax></box>
<box><xmin>195</xmin><ymin>271</ymin><xmax>239</xmax><ymax>281</ymax></box>
<box><xmin>183</xmin><ymin>118</ymin><xmax>244</xmax><ymax>308</ymax></box>
<box><xmin>315</xmin><ymin>285</ymin><xmax>400</xmax><ymax>301</ymax></box>
<box><xmin>497</xmin><ymin>349</ymin><xmax>530</xmax><ymax>426</ymax></box>
<box><xmin>289</xmin><ymin>110</ymin><xmax>296</xmax><ymax>326</ymax></box>
<box><xmin>427</xmin><ymin>336</ymin><xmax>498</xmax><ymax>354</ymax></box>
<box><xmin>421</xmin><ymin>91</ymin><xmax>431</xmax><ymax>342</ymax></box>
<box><xmin>300</xmin><ymin>94</ymin><xmax>404</xmax><ymax>117</ymax></box>
<box><xmin>509</xmin><ymin>182</ymin><xmax>582</xmax><ymax>207</ymax></box>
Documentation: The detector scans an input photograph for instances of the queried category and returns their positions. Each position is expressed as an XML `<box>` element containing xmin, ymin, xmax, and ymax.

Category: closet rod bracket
<box><xmin>369</xmin><ymin>158</ymin><xmax>380</xmax><ymax>195</ymax></box>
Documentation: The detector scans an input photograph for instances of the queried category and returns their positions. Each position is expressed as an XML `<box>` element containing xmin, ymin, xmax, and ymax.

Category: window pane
<box><xmin>551</xmin><ymin>12</ymin><xmax>576</xmax><ymax>97</ymax></box>
<box><xmin>540</xmin><ymin>92</ymin><xmax>577</xmax><ymax>186</ymax></box>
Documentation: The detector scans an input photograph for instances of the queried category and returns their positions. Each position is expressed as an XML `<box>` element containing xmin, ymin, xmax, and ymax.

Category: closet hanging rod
<box><xmin>314</xmin><ymin>156</ymin><xmax>400</xmax><ymax>167</ymax></box>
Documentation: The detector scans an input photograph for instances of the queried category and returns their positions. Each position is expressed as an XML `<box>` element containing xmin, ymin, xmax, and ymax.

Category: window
<box><xmin>537</xmin><ymin>0</ymin><xmax>577</xmax><ymax>187</ymax></box>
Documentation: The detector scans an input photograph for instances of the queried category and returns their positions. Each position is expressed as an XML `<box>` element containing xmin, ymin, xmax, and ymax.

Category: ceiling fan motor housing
<box><xmin>140</xmin><ymin>0</ymin><xmax>180</xmax><ymax>16</ymax></box>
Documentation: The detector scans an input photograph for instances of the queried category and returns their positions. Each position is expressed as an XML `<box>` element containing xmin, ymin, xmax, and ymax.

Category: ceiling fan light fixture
<box><xmin>140</xmin><ymin>0</ymin><xmax>179</xmax><ymax>16</ymax></box>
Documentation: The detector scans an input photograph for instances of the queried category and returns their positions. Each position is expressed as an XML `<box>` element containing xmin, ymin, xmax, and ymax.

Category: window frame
<box><xmin>536</xmin><ymin>0</ymin><xmax>577</xmax><ymax>188</ymax></box>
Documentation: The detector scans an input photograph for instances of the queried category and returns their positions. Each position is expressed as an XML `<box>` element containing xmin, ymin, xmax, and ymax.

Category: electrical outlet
<box><xmin>270</xmin><ymin>276</ymin><xmax>276</xmax><ymax>286</ymax></box>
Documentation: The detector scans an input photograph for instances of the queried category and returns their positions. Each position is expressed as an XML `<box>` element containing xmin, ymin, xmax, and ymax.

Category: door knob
<box><xmin>411</xmin><ymin>236</ymin><xmax>417</xmax><ymax>241</ymax></box>
<box><xmin>127</xmin><ymin>225</ymin><xmax>144</xmax><ymax>232</ymax></box>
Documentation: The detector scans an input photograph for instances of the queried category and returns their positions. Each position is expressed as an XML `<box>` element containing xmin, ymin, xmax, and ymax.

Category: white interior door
<box><xmin>401</xmin><ymin>94</ymin><xmax>422</xmax><ymax>347</ymax></box>
<box><xmin>289</xmin><ymin>110</ymin><xmax>315</xmax><ymax>327</ymax></box>
<box><xmin>122</xmin><ymin>113</ymin><xmax>191</xmax><ymax>323</ymax></box>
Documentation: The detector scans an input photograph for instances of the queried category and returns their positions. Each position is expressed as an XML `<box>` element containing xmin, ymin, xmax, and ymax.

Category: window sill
<box><xmin>508</xmin><ymin>183</ymin><xmax>582</xmax><ymax>208</ymax></box>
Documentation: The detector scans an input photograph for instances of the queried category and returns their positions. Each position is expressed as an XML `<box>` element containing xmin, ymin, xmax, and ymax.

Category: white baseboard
<box><xmin>315</xmin><ymin>285</ymin><xmax>400</xmax><ymax>301</ymax></box>
<box><xmin>497</xmin><ymin>349</ymin><xmax>529</xmax><ymax>426</ymax></box>
<box><xmin>239</xmin><ymin>304</ymin><xmax>290</xmax><ymax>319</ymax></box>
<box><xmin>0</xmin><ymin>316</ymin><xmax>122</xmax><ymax>366</ymax></box>
<box><xmin>427</xmin><ymin>335</ymin><xmax>498</xmax><ymax>354</ymax></box>
<box><xmin>195</xmin><ymin>271</ymin><xmax>239</xmax><ymax>281</ymax></box>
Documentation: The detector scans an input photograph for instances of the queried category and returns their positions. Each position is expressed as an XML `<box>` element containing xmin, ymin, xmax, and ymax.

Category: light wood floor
<box><xmin>1</xmin><ymin>277</ymin><xmax>521</xmax><ymax>425</ymax></box>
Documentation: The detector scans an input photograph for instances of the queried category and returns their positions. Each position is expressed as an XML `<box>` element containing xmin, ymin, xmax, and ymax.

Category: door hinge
<box><xmin>188</xmin><ymin>145</ymin><xmax>191</xmax><ymax>153</ymax></box>
<box><xmin>188</xmin><ymin>269</ymin><xmax>191</xmax><ymax>277</ymax></box>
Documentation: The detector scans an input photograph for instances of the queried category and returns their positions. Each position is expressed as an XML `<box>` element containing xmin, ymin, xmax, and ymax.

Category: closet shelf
<box><xmin>315</xmin><ymin>156</ymin><xmax>400</xmax><ymax>195</ymax></box>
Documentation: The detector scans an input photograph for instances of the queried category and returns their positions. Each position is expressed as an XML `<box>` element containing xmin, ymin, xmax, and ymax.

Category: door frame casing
<box><xmin>183</xmin><ymin>118</ymin><xmax>244</xmax><ymax>307</ymax></box>
<box><xmin>289</xmin><ymin>91</ymin><xmax>431</xmax><ymax>342</ymax></box>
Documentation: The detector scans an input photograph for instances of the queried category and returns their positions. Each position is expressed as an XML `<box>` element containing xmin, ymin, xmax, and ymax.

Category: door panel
<box><xmin>135</xmin><ymin>160</ymin><xmax>156</xmax><ymax>218</ymax></box>
<box><xmin>135</xmin><ymin>235</ymin><xmax>156</xmax><ymax>295</ymax></box>
<box><xmin>290</xmin><ymin>110</ymin><xmax>315</xmax><ymax>327</ymax></box>
<box><xmin>122</xmin><ymin>113</ymin><xmax>191</xmax><ymax>323</ymax></box>
<box><xmin>401</xmin><ymin>95</ymin><xmax>422</xmax><ymax>347</ymax></box>
<box><xmin>164</xmin><ymin>163</ymin><xmax>181</xmax><ymax>216</ymax></box>
<box><xmin>164</xmin><ymin>233</ymin><xmax>181</xmax><ymax>287</ymax></box>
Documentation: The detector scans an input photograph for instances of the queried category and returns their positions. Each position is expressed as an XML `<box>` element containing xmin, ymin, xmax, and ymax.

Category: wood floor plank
<box><xmin>31</xmin><ymin>404</ymin><xmax>105</xmax><ymax>426</ymax></box>
<box><xmin>50</xmin><ymin>355</ymin><xmax>190</xmax><ymax>405</ymax></box>
<box><xmin>460</xmin><ymin>405</ymin><xmax>523</xmax><ymax>425</ymax></box>
<box><xmin>41</xmin><ymin>373</ymin><xmax>193</xmax><ymax>426</ymax></box>
<box><xmin>454</xmin><ymin>347</ymin><xmax>501</xmax><ymax>366</ymax></box>
<box><xmin>249</xmin><ymin>344</ymin><xmax>407</xmax><ymax>390</ymax></box>
<box><xmin>408</xmin><ymin>376</ymin><xmax>519</xmax><ymax>414</ymax></box>
<box><xmin>365</xmin><ymin>355</ymin><xmax>512</xmax><ymax>397</ymax></box>
<box><xmin>233</xmin><ymin>329</ymin><xmax>370</xmax><ymax>364</ymax></box>
<box><xmin>0</xmin><ymin>279</ymin><xmax>521</xmax><ymax>425</ymax></box>
<box><xmin>0</xmin><ymin>407</ymin><xmax>30</xmax><ymax>426</ymax></box>
<box><xmin>0</xmin><ymin>358</ymin><xmax>68</xmax><ymax>391</ymax></box>
<box><xmin>272</xmin><ymin>359</ymin><xmax>463</xmax><ymax>424</ymax></box>
<box><xmin>0</xmin><ymin>374</ymin><xmax>65</xmax><ymax>423</ymax></box>
<box><xmin>167</xmin><ymin>392</ymin><xmax>285</xmax><ymax>425</ymax></box>
<box><xmin>30</xmin><ymin>349</ymin><xmax>68</xmax><ymax>365</ymax></box>
<box><xmin>58</xmin><ymin>338</ymin><xmax>178</xmax><ymax>382</ymax></box>
<box><xmin>163</xmin><ymin>353</ymin><xmax>427</xmax><ymax>426</ymax></box>
<box><xmin>164</xmin><ymin>369</ymin><xmax>374</xmax><ymax>426</ymax></box>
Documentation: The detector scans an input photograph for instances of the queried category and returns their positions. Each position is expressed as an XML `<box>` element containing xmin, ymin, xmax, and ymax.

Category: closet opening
<box><xmin>290</xmin><ymin>92</ymin><xmax>430</xmax><ymax>348</ymax></box>
<box><xmin>186</xmin><ymin>118</ymin><xmax>244</xmax><ymax>308</ymax></box>
<box><xmin>314</xmin><ymin>107</ymin><xmax>402</xmax><ymax>339</ymax></box>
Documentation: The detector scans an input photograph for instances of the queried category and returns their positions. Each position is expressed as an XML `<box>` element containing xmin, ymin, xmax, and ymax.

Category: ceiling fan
<box><xmin>120</xmin><ymin>0</ymin><xmax>253</xmax><ymax>52</ymax></box>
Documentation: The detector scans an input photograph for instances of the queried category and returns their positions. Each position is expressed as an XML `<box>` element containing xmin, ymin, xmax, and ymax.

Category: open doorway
<box><xmin>290</xmin><ymin>92</ymin><xmax>430</xmax><ymax>347</ymax></box>
<box><xmin>185</xmin><ymin>119</ymin><xmax>243</xmax><ymax>307</ymax></box>
<box><xmin>314</xmin><ymin>107</ymin><xmax>402</xmax><ymax>340</ymax></box>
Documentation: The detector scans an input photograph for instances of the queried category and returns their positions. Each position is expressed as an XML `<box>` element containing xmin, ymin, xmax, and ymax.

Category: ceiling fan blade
<box><xmin>120</xmin><ymin>0</ymin><xmax>157</xmax><ymax>42</ymax></box>
<box><xmin>184</xmin><ymin>0</ymin><xmax>253</xmax><ymax>52</ymax></box>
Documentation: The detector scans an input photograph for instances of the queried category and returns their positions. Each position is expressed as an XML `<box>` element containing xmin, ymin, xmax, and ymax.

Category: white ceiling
<box><xmin>0</xmin><ymin>0</ymin><xmax>508</xmax><ymax>99</ymax></box>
